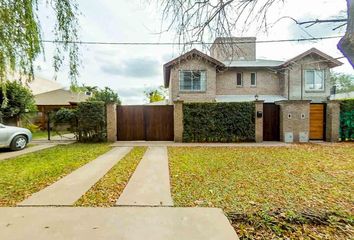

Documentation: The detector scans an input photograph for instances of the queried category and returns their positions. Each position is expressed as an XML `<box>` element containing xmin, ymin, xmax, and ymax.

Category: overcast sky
<box><xmin>34</xmin><ymin>0</ymin><xmax>352</xmax><ymax>104</ymax></box>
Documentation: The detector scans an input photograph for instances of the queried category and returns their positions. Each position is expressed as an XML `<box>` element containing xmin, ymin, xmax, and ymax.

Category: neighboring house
<box><xmin>163</xmin><ymin>37</ymin><xmax>342</xmax><ymax>104</ymax></box>
<box><xmin>34</xmin><ymin>88</ymin><xmax>90</xmax><ymax>129</ymax></box>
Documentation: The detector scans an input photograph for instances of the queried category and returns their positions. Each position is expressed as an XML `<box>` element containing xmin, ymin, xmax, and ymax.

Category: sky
<box><xmin>34</xmin><ymin>0</ymin><xmax>353</xmax><ymax>104</ymax></box>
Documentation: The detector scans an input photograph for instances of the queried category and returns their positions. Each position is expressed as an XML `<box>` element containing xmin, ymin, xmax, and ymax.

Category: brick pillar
<box><xmin>173</xmin><ymin>100</ymin><xmax>184</xmax><ymax>142</ymax></box>
<box><xmin>277</xmin><ymin>100</ymin><xmax>311</xmax><ymax>143</ymax></box>
<box><xmin>255</xmin><ymin>100</ymin><xmax>264</xmax><ymax>142</ymax></box>
<box><xmin>326</xmin><ymin>101</ymin><xmax>340</xmax><ymax>142</ymax></box>
<box><xmin>106</xmin><ymin>103</ymin><xmax>117</xmax><ymax>142</ymax></box>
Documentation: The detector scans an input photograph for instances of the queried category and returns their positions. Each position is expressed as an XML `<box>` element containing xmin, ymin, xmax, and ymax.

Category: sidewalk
<box><xmin>0</xmin><ymin>144</ymin><xmax>56</xmax><ymax>162</ymax></box>
<box><xmin>0</xmin><ymin>207</ymin><xmax>238</xmax><ymax>240</ymax></box>
<box><xmin>112</xmin><ymin>141</ymin><xmax>291</xmax><ymax>147</ymax></box>
<box><xmin>116</xmin><ymin>146</ymin><xmax>173</xmax><ymax>206</ymax></box>
<box><xmin>19</xmin><ymin>147</ymin><xmax>132</xmax><ymax>206</ymax></box>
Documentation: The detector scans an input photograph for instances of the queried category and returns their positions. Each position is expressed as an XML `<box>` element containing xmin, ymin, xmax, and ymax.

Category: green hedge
<box><xmin>183</xmin><ymin>102</ymin><xmax>255</xmax><ymax>142</ymax></box>
<box><xmin>340</xmin><ymin>99</ymin><xmax>354</xmax><ymax>141</ymax></box>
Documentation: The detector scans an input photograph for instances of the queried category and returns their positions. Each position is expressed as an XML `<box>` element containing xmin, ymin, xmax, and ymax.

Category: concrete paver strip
<box><xmin>116</xmin><ymin>146</ymin><xmax>173</xmax><ymax>206</ymax></box>
<box><xmin>0</xmin><ymin>207</ymin><xmax>238</xmax><ymax>240</ymax></box>
<box><xmin>19</xmin><ymin>147</ymin><xmax>132</xmax><ymax>206</ymax></box>
<box><xmin>0</xmin><ymin>144</ymin><xmax>56</xmax><ymax>162</ymax></box>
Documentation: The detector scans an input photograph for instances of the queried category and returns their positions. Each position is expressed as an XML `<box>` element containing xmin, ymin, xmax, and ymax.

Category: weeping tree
<box><xmin>155</xmin><ymin>0</ymin><xmax>353</xmax><ymax>67</ymax></box>
<box><xmin>0</xmin><ymin>0</ymin><xmax>80</xmax><ymax>84</ymax></box>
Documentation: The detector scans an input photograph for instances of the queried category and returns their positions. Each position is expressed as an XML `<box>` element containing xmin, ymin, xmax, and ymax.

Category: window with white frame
<box><xmin>305</xmin><ymin>70</ymin><xmax>324</xmax><ymax>91</ymax></box>
<box><xmin>236</xmin><ymin>72</ymin><xmax>243</xmax><ymax>86</ymax></box>
<box><xmin>179</xmin><ymin>70</ymin><xmax>206</xmax><ymax>91</ymax></box>
<box><xmin>250</xmin><ymin>72</ymin><xmax>257</xmax><ymax>87</ymax></box>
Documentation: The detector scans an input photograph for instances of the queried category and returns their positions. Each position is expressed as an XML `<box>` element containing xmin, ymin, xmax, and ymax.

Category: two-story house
<box><xmin>163</xmin><ymin>38</ymin><xmax>343</xmax><ymax>142</ymax></box>
<box><xmin>164</xmin><ymin>37</ymin><xmax>342</xmax><ymax>104</ymax></box>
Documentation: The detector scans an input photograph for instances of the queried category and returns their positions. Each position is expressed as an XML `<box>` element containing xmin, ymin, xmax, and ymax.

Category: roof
<box><xmin>163</xmin><ymin>49</ymin><xmax>225</xmax><ymax>88</ymax></box>
<box><xmin>282</xmin><ymin>48</ymin><xmax>343</xmax><ymax>68</ymax></box>
<box><xmin>215</xmin><ymin>95</ymin><xmax>287</xmax><ymax>103</ymax></box>
<box><xmin>223</xmin><ymin>59</ymin><xmax>284</xmax><ymax>68</ymax></box>
<box><xmin>35</xmin><ymin>89</ymin><xmax>90</xmax><ymax>106</ymax></box>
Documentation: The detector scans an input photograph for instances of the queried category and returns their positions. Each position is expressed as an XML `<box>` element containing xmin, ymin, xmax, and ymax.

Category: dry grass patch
<box><xmin>75</xmin><ymin>147</ymin><xmax>147</xmax><ymax>207</ymax></box>
<box><xmin>168</xmin><ymin>144</ymin><xmax>354</xmax><ymax>239</ymax></box>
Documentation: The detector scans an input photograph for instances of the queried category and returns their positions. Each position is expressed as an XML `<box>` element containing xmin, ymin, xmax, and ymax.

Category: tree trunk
<box><xmin>338</xmin><ymin>0</ymin><xmax>354</xmax><ymax>67</ymax></box>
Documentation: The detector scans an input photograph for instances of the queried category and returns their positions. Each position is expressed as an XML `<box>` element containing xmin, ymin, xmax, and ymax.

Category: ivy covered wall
<box><xmin>340</xmin><ymin>99</ymin><xmax>354</xmax><ymax>141</ymax></box>
<box><xmin>183</xmin><ymin>102</ymin><xmax>255</xmax><ymax>142</ymax></box>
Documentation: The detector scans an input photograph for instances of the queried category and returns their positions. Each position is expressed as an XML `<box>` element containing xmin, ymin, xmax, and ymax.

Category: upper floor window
<box><xmin>179</xmin><ymin>70</ymin><xmax>206</xmax><ymax>91</ymax></box>
<box><xmin>236</xmin><ymin>72</ymin><xmax>243</xmax><ymax>86</ymax></box>
<box><xmin>305</xmin><ymin>70</ymin><xmax>324</xmax><ymax>91</ymax></box>
<box><xmin>250</xmin><ymin>72</ymin><xmax>257</xmax><ymax>87</ymax></box>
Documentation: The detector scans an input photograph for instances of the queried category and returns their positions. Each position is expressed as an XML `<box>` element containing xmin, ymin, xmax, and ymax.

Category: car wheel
<box><xmin>10</xmin><ymin>135</ymin><xmax>28</xmax><ymax>151</ymax></box>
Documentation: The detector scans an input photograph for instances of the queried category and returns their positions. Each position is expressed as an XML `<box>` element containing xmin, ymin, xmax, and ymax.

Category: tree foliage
<box><xmin>330</xmin><ymin>72</ymin><xmax>354</xmax><ymax>93</ymax></box>
<box><xmin>0</xmin><ymin>81</ymin><xmax>37</xmax><ymax>120</ymax></box>
<box><xmin>144</xmin><ymin>86</ymin><xmax>167</xmax><ymax>103</ymax></box>
<box><xmin>0</xmin><ymin>0</ymin><xmax>80</xmax><ymax>84</ymax></box>
<box><xmin>88</xmin><ymin>87</ymin><xmax>121</xmax><ymax>105</ymax></box>
<box><xmin>340</xmin><ymin>99</ymin><xmax>354</xmax><ymax>141</ymax></box>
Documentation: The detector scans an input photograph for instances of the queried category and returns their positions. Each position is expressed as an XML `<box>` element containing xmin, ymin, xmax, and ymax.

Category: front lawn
<box><xmin>169</xmin><ymin>144</ymin><xmax>354</xmax><ymax>239</ymax></box>
<box><xmin>75</xmin><ymin>147</ymin><xmax>147</xmax><ymax>207</ymax></box>
<box><xmin>0</xmin><ymin>143</ymin><xmax>111</xmax><ymax>206</ymax></box>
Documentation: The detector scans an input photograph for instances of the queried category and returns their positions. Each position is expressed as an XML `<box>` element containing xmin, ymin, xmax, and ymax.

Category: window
<box><xmin>179</xmin><ymin>70</ymin><xmax>206</xmax><ymax>91</ymax></box>
<box><xmin>305</xmin><ymin>70</ymin><xmax>324</xmax><ymax>91</ymax></box>
<box><xmin>250</xmin><ymin>72</ymin><xmax>257</xmax><ymax>87</ymax></box>
<box><xmin>236</xmin><ymin>72</ymin><xmax>243</xmax><ymax>86</ymax></box>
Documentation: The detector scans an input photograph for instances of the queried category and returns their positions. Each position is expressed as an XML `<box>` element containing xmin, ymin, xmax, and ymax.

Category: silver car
<box><xmin>0</xmin><ymin>124</ymin><xmax>32</xmax><ymax>150</ymax></box>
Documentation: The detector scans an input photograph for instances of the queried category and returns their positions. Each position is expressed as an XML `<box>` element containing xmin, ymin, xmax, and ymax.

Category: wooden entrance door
<box><xmin>263</xmin><ymin>103</ymin><xmax>280</xmax><ymax>141</ymax></box>
<box><xmin>117</xmin><ymin>105</ymin><xmax>174</xmax><ymax>141</ymax></box>
<box><xmin>310</xmin><ymin>104</ymin><xmax>325</xmax><ymax>140</ymax></box>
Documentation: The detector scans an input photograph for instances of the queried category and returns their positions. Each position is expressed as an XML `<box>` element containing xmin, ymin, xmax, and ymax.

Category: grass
<box><xmin>0</xmin><ymin>143</ymin><xmax>111</xmax><ymax>206</ymax></box>
<box><xmin>75</xmin><ymin>147</ymin><xmax>147</xmax><ymax>207</ymax></box>
<box><xmin>168</xmin><ymin>144</ymin><xmax>354</xmax><ymax>239</ymax></box>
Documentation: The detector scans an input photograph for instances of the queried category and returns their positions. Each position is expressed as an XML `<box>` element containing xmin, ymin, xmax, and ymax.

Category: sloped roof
<box><xmin>163</xmin><ymin>49</ymin><xmax>225</xmax><ymax>87</ymax></box>
<box><xmin>35</xmin><ymin>89</ymin><xmax>90</xmax><ymax>106</ymax></box>
<box><xmin>223</xmin><ymin>59</ymin><xmax>284</xmax><ymax>67</ymax></box>
<box><xmin>282</xmin><ymin>48</ymin><xmax>343</xmax><ymax>68</ymax></box>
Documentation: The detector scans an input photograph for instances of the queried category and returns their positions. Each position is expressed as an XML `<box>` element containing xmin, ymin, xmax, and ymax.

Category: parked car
<box><xmin>0</xmin><ymin>124</ymin><xmax>32</xmax><ymax>151</ymax></box>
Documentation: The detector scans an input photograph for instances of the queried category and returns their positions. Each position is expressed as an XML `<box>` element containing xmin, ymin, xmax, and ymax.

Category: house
<box><xmin>163</xmin><ymin>37</ymin><xmax>342</xmax><ymax>104</ymax></box>
<box><xmin>34</xmin><ymin>88</ymin><xmax>90</xmax><ymax>128</ymax></box>
<box><xmin>162</xmin><ymin>37</ymin><xmax>343</xmax><ymax>142</ymax></box>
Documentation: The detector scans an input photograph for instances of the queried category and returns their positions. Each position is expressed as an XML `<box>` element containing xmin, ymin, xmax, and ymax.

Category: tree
<box><xmin>144</xmin><ymin>86</ymin><xmax>167</xmax><ymax>103</ymax></box>
<box><xmin>155</xmin><ymin>0</ymin><xmax>353</xmax><ymax>67</ymax></box>
<box><xmin>0</xmin><ymin>0</ymin><xmax>80</xmax><ymax>84</ymax></box>
<box><xmin>0</xmin><ymin>81</ymin><xmax>37</xmax><ymax>121</ymax></box>
<box><xmin>330</xmin><ymin>72</ymin><xmax>354</xmax><ymax>93</ymax></box>
<box><xmin>88</xmin><ymin>87</ymin><xmax>121</xmax><ymax>105</ymax></box>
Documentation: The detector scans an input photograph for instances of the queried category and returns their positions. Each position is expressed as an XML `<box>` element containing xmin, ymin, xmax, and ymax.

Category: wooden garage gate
<box><xmin>310</xmin><ymin>103</ymin><xmax>326</xmax><ymax>140</ymax></box>
<box><xmin>263</xmin><ymin>103</ymin><xmax>280</xmax><ymax>141</ymax></box>
<box><xmin>117</xmin><ymin>105</ymin><xmax>174</xmax><ymax>141</ymax></box>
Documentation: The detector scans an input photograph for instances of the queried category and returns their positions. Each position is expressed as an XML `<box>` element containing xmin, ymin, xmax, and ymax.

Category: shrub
<box><xmin>76</xmin><ymin>101</ymin><xmax>106</xmax><ymax>142</ymax></box>
<box><xmin>340</xmin><ymin>99</ymin><xmax>354</xmax><ymax>141</ymax></box>
<box><xmin>183</xmin><ymin>102</ymin><xmax>255</xmax><ymax>142</ymax></box>
<box><xmin>53</xmin><ymin>108</ymin><xmax>77</xmax><ymax>125</ymax></box>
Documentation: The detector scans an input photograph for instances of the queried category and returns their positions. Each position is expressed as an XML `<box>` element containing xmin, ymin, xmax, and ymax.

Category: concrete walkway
<box><xmin>0</xmin><ymin>144</ymin><xmax>56</xmax><ymax>162</ymax></box>
<box><xmin>116</xmin><ymin>146</ymin><xmax>173</xmax><ymax>206</ymax></box>
<box><xmin>19</xmin><ymin>147</ymin><xmax>132</xmax><ymax>206</ymax></box>
<box><xmin>0</xmin><ymin>207</ymin><xmax>238</xmax><ymax>240</ymax></box>
<box><xmin>112</xmin><ymin>141</ymin><xmax>291</xmax><ymax>147</ymax></box>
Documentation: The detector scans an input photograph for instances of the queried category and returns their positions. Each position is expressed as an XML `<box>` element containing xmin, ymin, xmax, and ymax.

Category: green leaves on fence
<box><xmin>340</xmin><ymin>99</ymin><xmax>354</xmax><ymax>141</ymax></box>
<box><xmin>183</xmin><ymin>102</ymin><xmax>255</xmax><ymax>142</ymax></box>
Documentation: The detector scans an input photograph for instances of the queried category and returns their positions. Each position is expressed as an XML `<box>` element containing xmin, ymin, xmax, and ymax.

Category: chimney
<box><xmin>210</xmin><ymin>37</ymin><xmax>256</xmax><ymax>61</ymax></box>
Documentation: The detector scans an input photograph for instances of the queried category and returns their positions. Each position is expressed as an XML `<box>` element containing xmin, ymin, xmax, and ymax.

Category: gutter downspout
<box><xmin>287</xmin><ymin>69</ymin><xmax>290</xmax><ymax>100</ymax></box>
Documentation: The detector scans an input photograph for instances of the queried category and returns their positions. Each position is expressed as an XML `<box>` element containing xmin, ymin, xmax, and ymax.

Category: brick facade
<box><xmin>106</xmin><ymin>103</ymin><xmax>117</xmax><ymax>142</ymax></box>
<box><xmin>277</xmin><ymin>100</ymin><xmax>311</xmax><ymax>143</ymax></box>
<box><xmin>255</xmin><ymin>101</ymin><xmax>264</xmax><ymax>142</ymax></box>
<box><xmin>326</xmin><ymin>101</ymin><xmax>340</xmax><ymax>142</ymax></box>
